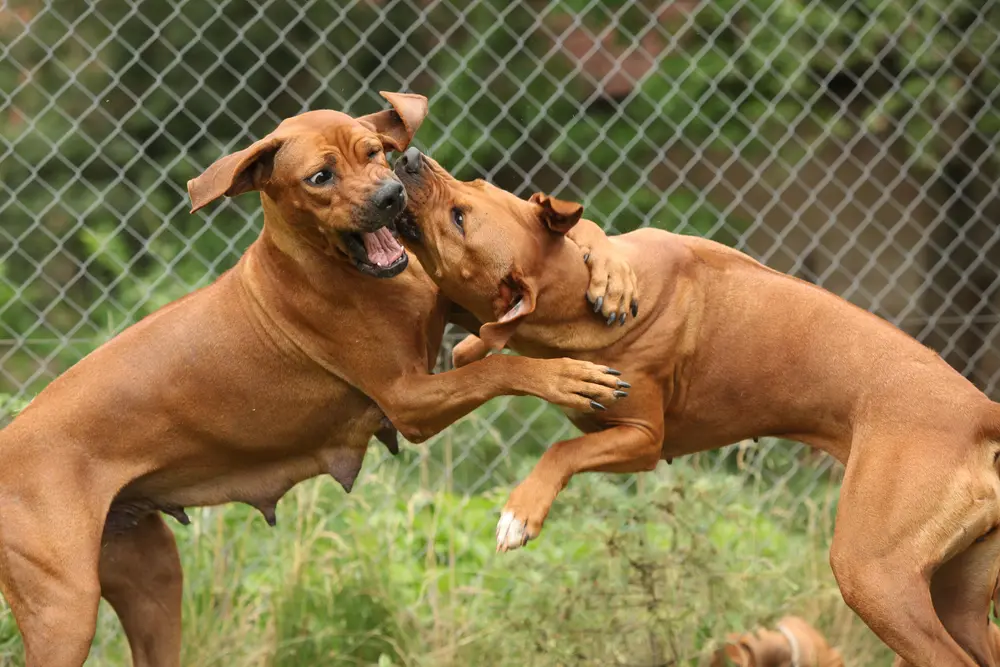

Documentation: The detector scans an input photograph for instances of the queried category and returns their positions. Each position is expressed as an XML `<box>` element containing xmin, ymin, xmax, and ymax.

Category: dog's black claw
<box><xmin>618</xmin><ymin>313</ymin><xmax>626</xmax><ymax>326</ymax></box>
<box><xmin>606</xmin><ymin>313</ymin><xmax>617</xmax><ymax>326</ymax></box>
<box><xmin>613</xmin><ymin>390</ymin><xmax>628</xmax><ymax>399</ymax></box>
<box><xmin>593</xmin><ymin>296</ymin><xmax>603</xmax><ymax>313</ymax></box>
<box><xmin>617</xmin><ymin>380</ymin><xmax>631</xmax><ymax>389</ymax></box>
<box><xmin>590</xmin><ymin>401</ymin><xmax>606</xmax><ymax>411</ymax></box>
<box><xmin>631</xmin><ymin>300</ymin><xmax>638</xmax><ymax>317</ymax></box>
<box><xmin>583</xmin><ymin>253</ymin><xmax>590</xmax><ymax>263</ymax></box>
<box><xmin>753</xmin><ymin>436</ymin><xmax>759</xmax><ymax>443</ymax></box>
<box><xmin>604</xmin><ymin>368</ymin><xmax>621</xmax><ymax>376</ymax></box>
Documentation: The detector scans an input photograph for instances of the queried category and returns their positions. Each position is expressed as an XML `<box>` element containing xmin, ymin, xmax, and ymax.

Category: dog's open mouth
<box><xmin>343</xmin><ymin>225</ymin><xmax>409</xmax><ymax>278</ymax></box>
<box><xmin>494</xmin><ymin>273</ymin><xmax>527</xmax><ymax>323</ymax></box>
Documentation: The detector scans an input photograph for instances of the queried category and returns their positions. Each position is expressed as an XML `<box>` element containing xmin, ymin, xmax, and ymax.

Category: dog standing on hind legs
<box><xmin>394</xmin><ymin>146</ymin><xmax>1000</xmax><ymax>667</ymax></box>
<box><xmin>0</xmin><ymin>94</ymin><xmax>638</xmax><ymax>667</ymax></box>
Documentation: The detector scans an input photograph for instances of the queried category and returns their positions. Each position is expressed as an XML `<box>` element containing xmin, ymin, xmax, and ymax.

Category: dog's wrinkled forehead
<box><xmin>467</xmin><ymin>180</ymin><xmax>537</xmax><ymax>226</ymax></box>
<box><xmin>415</xmin><ymin>159</ymin><xmax>508</xmax><ymax>208</ymax></box>
<box><xmin>272</xmin><ymin>111</ymin><xmax>383</xmax><ymax>166</ymax></box>
<box><xmin>276</xmin><ymin>109</ymin><xmax>359</xmax><ymax>137</ymax></box>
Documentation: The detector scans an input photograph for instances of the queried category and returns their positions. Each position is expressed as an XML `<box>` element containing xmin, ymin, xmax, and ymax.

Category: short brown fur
<box><xmin>0</xmin><ymin>95</ymin><xmax>634</xmax><ymax>666</ymax></box>
<box><xmin>395</xmin><ymin>150</ymin><xmax>1000</xmax><ymax>667</ymax></box>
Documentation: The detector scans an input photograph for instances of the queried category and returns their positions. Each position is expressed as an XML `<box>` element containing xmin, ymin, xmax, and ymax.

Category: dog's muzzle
<box><xmin>393</xmin><ymin>148</ymin><xmax>425</xmax><ymax>242</ymax></box>
<box><xmin>371</xmin><ymin>179</ymin><xmax>405</xmax><ymax>214</ymax></box>
<box><xmin>342</xmin><ymin>178</ymin><xmax>410</xmax><ymax>278</ymax></box>
<box><xmin>397</xmin><ymin>146</ymin><xmax>423</xmax><ymax>175</ymax></box>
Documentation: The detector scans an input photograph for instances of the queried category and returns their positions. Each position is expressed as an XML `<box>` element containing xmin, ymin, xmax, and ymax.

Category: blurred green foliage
<box><xmin>1</xmin><ymin>3</ymin><xmax>997</xmax><ymax>663</ymax></box>
<box><xmin>2</xmin><ymin>0</ymin><xmax>997</xmax><ymax>395</ymax></box>
<box><xmin>0</xmin><ymin>441</ymin><xmax>871</xmax><ymax>666</ymax></box>
<box><xmin>0</xmin><ymin>389</ymin><xmax>856</xmax><ymax>665</ymax></box>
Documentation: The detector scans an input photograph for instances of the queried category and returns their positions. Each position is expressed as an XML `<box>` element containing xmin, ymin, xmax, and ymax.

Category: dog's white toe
<box><xmin>496</xmin><ymin>511</ymin><xmax>527</xmax><ymax>552</ymax></box>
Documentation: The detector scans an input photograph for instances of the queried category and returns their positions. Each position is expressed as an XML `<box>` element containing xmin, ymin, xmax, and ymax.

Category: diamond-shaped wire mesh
<box><xmin>1</xmin><ymin>0</ymin><xmax>999</xmax><ymax>664</ymax></box>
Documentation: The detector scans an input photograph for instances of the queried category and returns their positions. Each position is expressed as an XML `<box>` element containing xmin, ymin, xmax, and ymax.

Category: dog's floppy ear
<box><xmin>726</xmin><ymin>644</ymin><xmax>755</xmax><ymax>667</ymax></box>
<box><xmin>529</xmin><ymin>192</ymin><xmax>583</xmax><ymax>234</ymax></box>
<box><xmin>722</xmin><ymin>643</ymin><xmax>752</xmax><ymax>667</ymax></box>
<box><xmin>187</xmin><ymin>136</ymin><xmax>282</xmax><ymax>213</ymax></box>
<box><xmin>709</xmin><ymin>633</ymin><xmax>753</xmax><ymax>667</ymax></box>
<box><xmin>358</xmin><ymin>91</ymin><xmax>428</xmax><ymax>153</ymax></box>
<box><xmin>478</xmin><ymin>268</ymin><xmax>537</xmax><ymax>351</ymax></box>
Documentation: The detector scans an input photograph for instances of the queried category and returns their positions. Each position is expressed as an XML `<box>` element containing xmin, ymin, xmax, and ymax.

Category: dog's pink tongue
<box><xmin>363</xmin><ymin>227</ymin><xmax>404</xmax><ymax>267</ymax></box>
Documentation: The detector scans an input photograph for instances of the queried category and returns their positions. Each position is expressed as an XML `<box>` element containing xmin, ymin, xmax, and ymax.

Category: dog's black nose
<box><xmin>401</xmin><ymin>146</ymin><xmax>423</xmax><ymax>174</ymax></box>
<box><xmin>372</xmin><ymin>179</ymin><xmax>405</xmax><ymax>211</ymax></box>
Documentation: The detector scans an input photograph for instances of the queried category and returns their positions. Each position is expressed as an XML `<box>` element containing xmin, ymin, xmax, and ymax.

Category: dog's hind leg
<box><xmin>0</xmin><ymin>494</ymin><xmax>105</xmax><ymax>666</ymax></box>
<box><xmin>99</xmin><ymin>512</ymin><xmax>183</xmax><ymax>667</ymax></box>
<box><xmin>496</xmin><ymin>413</ymin><xmax>663</xmax><ymax>552</ymax></box>
<box><xmin>928</xmin><ymin>529</ymin><xmax>1000</xmax><ymax>667</ymax></box>
<box><xmin>830</xmin><ymin>444</ymin><xmax>1000</xmax><ymax>667</ymax></box>
<box><xmin>450</xmin><ymin>334</ymin><xmax>492</xmax><ymax>368</ymax></box>
<box><xmin>891</xmin><ymin>537</ymin><xmax>1000</xmax><ymax>667</ymax></box>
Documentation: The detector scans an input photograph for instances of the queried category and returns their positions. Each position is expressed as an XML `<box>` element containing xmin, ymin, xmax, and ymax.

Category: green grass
<box><xmin>0</xmin><ymin>397</ymin><xmax>890</xmax><ymax>666</ymax></box>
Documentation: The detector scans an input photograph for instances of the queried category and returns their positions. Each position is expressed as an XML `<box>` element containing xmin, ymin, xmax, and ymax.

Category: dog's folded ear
<box><xmin>709</xmin><ymin>637</ymin><xmax>752</xmax><ymax>667</ymax></box>
<box><xmin>711</xmin><ymin>630</ymin><xmax>779</xmax><ymax>667</ymax></box>
<box><xmin>479</xmin><ymin>268</ymin><xmax>537</xmax><ymax>351</ymax></box>
<box><xmin>187</xmin><ymin>136</ymin><xmax>283</xmax><ymax>213</ymax></box>
<box><xmin>358</xmin><ymin>91</ymin><xmax>429</xmax><ymax>153</ymax></box>
<box><xmin>529</xmin><ymin>192</ymin><xmax>584</xmax><ymax>234</ymax></box>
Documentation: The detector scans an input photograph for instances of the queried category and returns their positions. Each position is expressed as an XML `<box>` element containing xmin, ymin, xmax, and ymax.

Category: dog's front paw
<box><xmin>584</xmin><ymin>243</ymin><xmax>639</xmax><ymax>326</ymax></box>
<box><xmin>496</xmin><ymin>511</ymin><xmax>530</xmax><ymax>552</ymax></box>
<box><xmin>546</xmin><ymin>358</ymin><xmax>630</xmax><ymax>414</ymax></box>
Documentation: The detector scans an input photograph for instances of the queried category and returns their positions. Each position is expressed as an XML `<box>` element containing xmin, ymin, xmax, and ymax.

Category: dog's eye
<box><xmin>307</xmin><ymin>169</ymin><xmax>334</xmax><ymax>186</ymax></box>
<box><xmin>451</xmin><ymin>207</ymin><xmax>465</xmax><ymax>233</ymax></box>
<box><xmin>367</xmin><ymin>147</ymin><xmax>381</xmax><ymax>160</ymax></box>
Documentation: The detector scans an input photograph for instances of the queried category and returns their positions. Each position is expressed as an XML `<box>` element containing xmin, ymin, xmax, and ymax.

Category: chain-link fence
<box><xmin>1</xmin><ymin>0</ymin><xmax>999</xmax><ymax>665</ymax></box>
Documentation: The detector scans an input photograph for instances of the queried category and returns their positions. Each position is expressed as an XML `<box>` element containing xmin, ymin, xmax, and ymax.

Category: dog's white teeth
<box><xmin>496</xmin><ymin>511</ymin><xmax>527</xmax><ymax>552</ymax></box>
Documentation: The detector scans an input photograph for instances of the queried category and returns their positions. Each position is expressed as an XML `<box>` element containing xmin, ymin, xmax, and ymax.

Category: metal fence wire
<box><xmin>1</xmin><ymin>0</ymin><xmax>1000</xmax><ymax>664</ymax></box>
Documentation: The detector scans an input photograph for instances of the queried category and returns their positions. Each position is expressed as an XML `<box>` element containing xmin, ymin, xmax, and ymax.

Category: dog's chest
<box><xmin>108</xmin><ymin>396</ymin><xmax>386</xmax><ymax>530</ymax></box>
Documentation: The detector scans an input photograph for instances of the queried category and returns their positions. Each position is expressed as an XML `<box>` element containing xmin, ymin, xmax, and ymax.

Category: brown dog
<box><xmin>393</xmin><ymin>147</ymin><xmax>1000</xmax><ymax>667</ymax></box>
<box><xmin>0</xmin><ymin>94</ymin><xmax>636</xmax><ymax>667</ymax></box>
<box><xmin>709</xmin><ymin>616</ymin><xmax>845</xmax><ymax>667</ymax></box>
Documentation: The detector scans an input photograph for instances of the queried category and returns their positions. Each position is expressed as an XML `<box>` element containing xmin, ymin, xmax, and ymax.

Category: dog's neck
<box><xmin>509</xmin><ymin>235</ymin><xmax>641</xmax><ymax>354</ymax></box>
<box><xmin>234</xmin><ymin>201</ymin><xmax>396</xmax><ymax>374</ymax></box>
<box><xmin>255</xmin><ymin>195</ymin><xmax>357</xmax><ymax>296</ymax></box>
